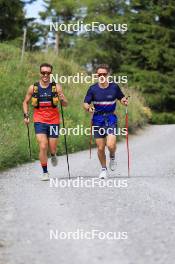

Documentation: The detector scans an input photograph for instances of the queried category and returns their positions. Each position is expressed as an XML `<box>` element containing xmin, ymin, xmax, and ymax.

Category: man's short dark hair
<box><xmin>40</xmin><ymin>63</ymin><xmax>53</xmax><ymax>72</ymax></box>
<box><xmin>95</xmin><ymin>64</ymin><xmax>110</xmax><ymax>73</ymax></box>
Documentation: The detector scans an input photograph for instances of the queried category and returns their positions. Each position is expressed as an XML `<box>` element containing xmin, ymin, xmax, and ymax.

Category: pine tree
<box><xmin>0</xmin><ymin>0</ymin><xmax>25</xmax><ymax>41</ymax></box>
<box><xmin>122</xmin><ymin>0</ymin><xmax>175</xmax><ymax>122</ymax></box>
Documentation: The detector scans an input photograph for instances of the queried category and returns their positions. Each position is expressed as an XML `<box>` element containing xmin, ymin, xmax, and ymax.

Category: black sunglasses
<box><xmin>40</xmin><ymin>71</ymin><xmax>52</xmax><ymax>76</ymax></box>
<box><xmin>98</xmin><ymin>73</ymin><xmax>108</xmax><ymax>77</ymax></box>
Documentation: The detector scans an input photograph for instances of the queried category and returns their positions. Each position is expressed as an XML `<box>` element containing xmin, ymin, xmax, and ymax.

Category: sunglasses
<box><xmin>98</xmin><ymin>73</ymin><xmax>108</xmax><ymax>77</ymax></box>
<box><xmin>40</xmin><ymin>71</ymin><xmax>51</xmax><ymax>76</ymax></box>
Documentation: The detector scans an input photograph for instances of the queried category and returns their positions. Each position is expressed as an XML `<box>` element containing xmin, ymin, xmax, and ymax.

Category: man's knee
<box><xmin>107</xmin><ymin>142</ymin><xmax>116</xmax><ymax>152</ymax></box>
<box><xmin>97</xmin><ymin>144</ymin><xmax>105</xmax><ymax>153</ymax></box>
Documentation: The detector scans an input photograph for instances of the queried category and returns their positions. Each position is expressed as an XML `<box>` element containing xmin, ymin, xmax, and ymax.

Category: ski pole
<box><xmin>89</xmin><ymin>107</ymin><xmax>95</xmax><ymax>159</ymax></box>
<box><xmin>125</xmin><ymin>97</ymin><xmax>130</xmax><ymax>177</ymax></box>
<box><xmin>89</xmin><ymin>114</ymin><xmax>93</xmax><ymax>159</ymax></box>
<box><xmin>60</xmin><ymin>101</ymin><xmax>71</xmax><ymax>179</ymax></box>
<box><xmin>26</xmin><ymin>123</ymin><xmax>32</xmax><ymax>160</ymax></box>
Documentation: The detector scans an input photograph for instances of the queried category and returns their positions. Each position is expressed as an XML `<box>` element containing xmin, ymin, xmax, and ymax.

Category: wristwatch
<box><xmin>24</xmin><ymin>113</ymin><xmax>29</xmax><ymax>119</ymax></box>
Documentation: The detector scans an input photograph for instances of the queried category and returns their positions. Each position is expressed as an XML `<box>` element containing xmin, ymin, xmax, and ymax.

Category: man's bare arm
<box><xmin>83</xmin><ymin>103</ymin><xmax>94</xmax><ymax>113</ymax></box>
<box><xmin>84</xmin><ymin>103</ymin><xmax>90</xmax><ymax>111</ymax></box>
<box><xmin>56</xmin><ymin>84</ymin><xmax>68</xmax><ymax>107</ymax></box>
<box><xmin>22</xmin><ymin>85</ymin><xmax>33</xmax><ymax>124</ymax></box>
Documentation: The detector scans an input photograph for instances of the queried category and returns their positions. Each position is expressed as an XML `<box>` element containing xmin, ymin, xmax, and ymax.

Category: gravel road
<box><xmin>0</xmin><ymin>125</ymin><xmax>175</xmax><ymax>264</ymax></box>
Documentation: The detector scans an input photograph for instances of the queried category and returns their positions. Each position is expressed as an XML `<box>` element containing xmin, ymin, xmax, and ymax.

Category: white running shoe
<box><xmin>99</xmin><ymin>169</ymin><xmax>108</xmax><ymax>179</ymax></box>
<box><xmin>51</xmin><ymin>155</ymin><xmax>58</xmax><ymax>167</ymax></box>
<box><xmin>109</xmin><ymin>158</ymin><xmax>117</xmax><ymax>171</ymax></box>
<box><xmin>41</xmin><ymin>172</ymin><xmax>50</xmax><ymax>181</ymax></box>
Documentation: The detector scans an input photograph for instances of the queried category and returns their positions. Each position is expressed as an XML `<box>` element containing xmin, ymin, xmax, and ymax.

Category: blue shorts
<box><xmin>34</xmin><ymin>122</ymin><xmax>60</xmax><ymax>138</ymax></box>
<box><xmin>93</xmin><ymin>124</ymin><xmax>118</xmax><ymax>138</ymax></box>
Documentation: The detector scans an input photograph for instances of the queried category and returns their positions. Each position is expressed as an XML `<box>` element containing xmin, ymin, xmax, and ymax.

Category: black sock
<box><xmin>41</xmin><ymin>163</ymin><xmax>48</xmax><ymax>173</ymax></box>
<box><xmin>110</xmin><ymin>154</ymin><xmax>115</xmax><ymax>160</ymax></box>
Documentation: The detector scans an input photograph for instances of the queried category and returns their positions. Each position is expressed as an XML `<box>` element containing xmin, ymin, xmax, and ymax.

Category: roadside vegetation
<box><xmin>0</xmin><ymin>43</ymin><xmax>150</xmax><ymax>170</ymax></box>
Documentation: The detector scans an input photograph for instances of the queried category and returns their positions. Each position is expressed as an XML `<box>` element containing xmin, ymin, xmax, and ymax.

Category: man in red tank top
<box><xmin>23</xmin><ymin>63</ymin><xmax>68</xmax><ymax>181</ymax></box>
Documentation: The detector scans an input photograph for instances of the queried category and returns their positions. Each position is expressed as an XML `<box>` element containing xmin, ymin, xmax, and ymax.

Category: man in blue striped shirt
<box><xmin>84</xmin><ymin>64</ymin><xmax>128</xmax><ymax>179</ymax></box>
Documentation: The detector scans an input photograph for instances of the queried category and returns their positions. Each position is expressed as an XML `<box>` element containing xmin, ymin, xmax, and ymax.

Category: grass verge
<box><xmin>0</xmin><ymin>43</ymin><xmax>150</xmax><ymax>170</ymax></box>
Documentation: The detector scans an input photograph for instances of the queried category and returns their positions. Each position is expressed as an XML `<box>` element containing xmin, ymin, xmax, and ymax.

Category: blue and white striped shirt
<box><xmin>84</xmin><ymin>82</ymin><xmax>124</xmax><ymax>113</ymax></box>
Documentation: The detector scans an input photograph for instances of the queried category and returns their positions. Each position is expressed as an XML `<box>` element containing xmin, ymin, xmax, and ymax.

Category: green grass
<box><xmin>0</xmin><ymin>43</ymin><xmax>150</xmax><ymax>170</ymax></box>
<box><xmin>151</xmin><ymin>112</ymin><xmax>175</xmax><ymax>124</ymax></box>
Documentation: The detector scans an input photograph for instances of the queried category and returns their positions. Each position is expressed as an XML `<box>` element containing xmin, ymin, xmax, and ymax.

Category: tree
<box><xmin>72</xmin><ymin>0</ymin><xmax>127</xmax><ymax>71</ymax></box>
<box><xmin>122</xmin><ymin>0</ymin><xmax>175</xmax><ymax>121</ymax></box>
<box><xmin>40</xmin><ymin>0</ymin><xmax>175</xmax><ymax>122</ymax></box>
<box><xmin>40</xmin><ymin>0</ymin><xmax>81</xmax><ymax>52</ymax></box>
<box><xmin>0</xmin><ymin>0</ymin><xmax>25</xmax><ymax>41</ymax></box>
